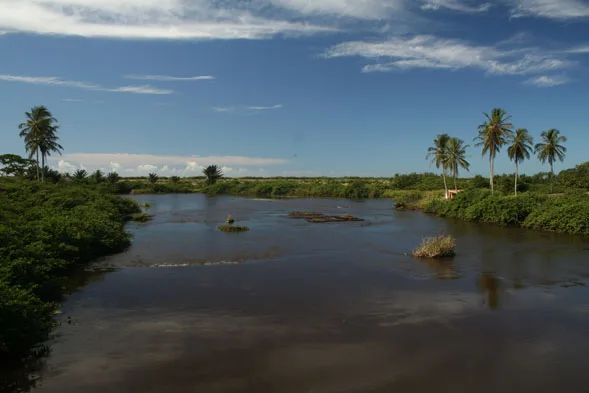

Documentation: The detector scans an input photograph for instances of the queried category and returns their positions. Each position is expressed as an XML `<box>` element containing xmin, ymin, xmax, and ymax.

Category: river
<box><xmin>16</xmin><ymin>194</ymin><xmax>589</xmax><ymax>393</ymax></box>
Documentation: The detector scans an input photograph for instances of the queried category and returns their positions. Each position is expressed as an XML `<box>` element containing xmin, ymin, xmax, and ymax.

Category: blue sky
<box><xmin>0</xmin><ymin>0</ymin><xmax>588</xmax><ymax>177</ymax></box>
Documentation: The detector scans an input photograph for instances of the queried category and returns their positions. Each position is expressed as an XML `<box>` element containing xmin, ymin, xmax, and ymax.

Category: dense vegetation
<box><xmin>421</xmin><ymin>190</ymin><xmax>589</xmax><ymax>236</ymax></box>
<box><xmin>0</xmin><ymin>178</ymin><xmax>140</xmax><ymax>363</ymax></box>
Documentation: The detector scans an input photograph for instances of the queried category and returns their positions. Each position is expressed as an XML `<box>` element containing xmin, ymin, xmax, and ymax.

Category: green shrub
<box><xmin>218</xmin><ymin>225</ymin><xmax>249</xmax><ymax>232</ymax></box>
<box><xmin>523</xmin><ymin>196</ymin><xmax>589</xmax><ymax>235</ymax></box>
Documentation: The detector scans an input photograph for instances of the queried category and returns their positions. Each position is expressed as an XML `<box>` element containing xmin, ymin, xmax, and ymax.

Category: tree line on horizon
<box><xmin>7</xmin><ymin>105</ymin><xmax>226</xmax><ymax>185</ymax></box>
<box><xmin>2</xmin><ymin>105</ymin><xmax>571</xmax><ymax>193</ymax></box>
<box><xmin>427</xmin><ymin>108</ymin><xmax>567</xmax><ymax>197</ymax></box>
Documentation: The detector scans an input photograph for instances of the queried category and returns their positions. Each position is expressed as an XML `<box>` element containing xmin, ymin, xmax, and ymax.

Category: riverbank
<box><xmin>401</xmin><ymin>189</ymin><xmax>589</xmax><ymax>236</ymax></box>
<box><xmin>0</xmin><ymin>178</ymin><xmax>141</xmax><ymax>365</ymax></box>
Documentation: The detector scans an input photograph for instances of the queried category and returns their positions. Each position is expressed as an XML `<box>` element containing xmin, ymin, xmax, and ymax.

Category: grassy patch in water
<box><xmin>308</xmin><ymin>214</ymin><xmax>364</xmax><ymax>223</ymax></box>
<box><xmin>218</xmin><ymin>225</ymin><xmax>250</xmax><ymax>233</ymax></box>
<box><xmin>288</xmin><ymin>211</ymin><xmax>363</xmax><ymax>223</ymax></box>
<box><xmin>413</xmin><ymin>235</ymin><xmax>456</xmax><ymax>258</ymax></box>
<box><xmin>131</xmin><ymin>213</ymin><xmax>153</xmax><ymax>223</ymax></box>
<box><xmin>288</xmin><ymin>211</ymin><xmax>325</xmax><ymax>219</ymax></box>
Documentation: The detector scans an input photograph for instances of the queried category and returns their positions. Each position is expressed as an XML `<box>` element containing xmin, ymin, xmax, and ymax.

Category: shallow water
<box><xmin>16</xmin><ymin>195</ymin><xmax>589</xmax><ymax>393</ymax></box>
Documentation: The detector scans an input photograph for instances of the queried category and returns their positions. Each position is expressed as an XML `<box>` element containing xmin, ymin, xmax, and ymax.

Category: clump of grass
<box><xmin>412</xmin><ymin>234</ymin><xmax>456</xmax><ymax>258</ymax></box>
<box><xmin>288</xmin><ymin>211</ymin><xmax>324</xmax><ymax>219</ymax></box>
<box><xmin>218</xmin><ymin>225</ymin><xmax>249</xmax><ymax>233</ymax></box>
<box><xmin>226</xmin><ymin>214</ymin><xmax>235</xmax><ymax>224</ymax></box>
<box><xmin>131</xmin><ymin>213</ymin><xmax>153</xmax><ymax>223</ymax></box>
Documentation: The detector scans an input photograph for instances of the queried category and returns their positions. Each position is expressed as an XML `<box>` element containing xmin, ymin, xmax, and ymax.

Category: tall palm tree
<box><xmin>474</xmin><ymin>108</ymin><xmax>514</xmax><ymax>192</ymax></box>
<box><xmin>535</xmin><ymin>129</ymin><xmax>567</xmax><ymax>192</ymax></box>
<box><xmin>39</xmin><ymin>133</ymin><xmax>63</xmax><ymax>181</ymax></box>
<box><xmin>507</xmin><ymin>128</ymin><xmax>533</xmax><ymax>196</ymax></box>
<box><xmin>444</xmin><ymin>137</ymin><xmax>470</xmax><ymax>191</ymax></box>
<box><xmin>203</xmin><ymin>165</ymin><xmax>224</xmax><ymax>185</ymax></box>
<box><xmin>18</xmin><ymin>106</ymin><xmax>60</xmax><ymax>182</ymax></box>
<box><xmin>426</xmin><ymin>134</ymin><xmax>450</xmax><ymax>199</ymax></box>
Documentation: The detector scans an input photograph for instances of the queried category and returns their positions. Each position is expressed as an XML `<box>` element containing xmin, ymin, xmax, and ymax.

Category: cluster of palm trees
<box><xmin>428</xmin><ymin>108</ymin><xmax>567</xmax><ymax>197</ymax></box>
<box><xmin>18</xmin><ymin>106</ymin><xmax>63</xmax><ymax>182</ymax></box>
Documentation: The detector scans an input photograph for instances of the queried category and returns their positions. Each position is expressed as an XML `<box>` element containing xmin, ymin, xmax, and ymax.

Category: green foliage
<box><xmin>203</xmin><ymin>165</ymin><xmax>224</xmax><ymax>185</ymax></box>
<box><xmin>73</xmin><ymin>169</ymin><xmax>88</xmax><ymax>181</ymax></box>
<box><xmin>148</xmin><ymin>173</ymin><xmax>159</xmax><ymax>184</ymax></box>
<box><xmin>218</xmin><ymin>225</ymin><xmax>249</xmax><ymax>232</ymax></box>
<box><xmin>558</xmin><ymin>162</ymin><xmax>589</xmax><ymax>190</ymax></box>
<box><xmin>424</xmin><ymin>189</ymin><xmax>587</xmax><ymax>235</ymax></box>
<box><xmin>0</xmin><ymin>154</ymin><xmax>36</xmax><ymax>177</ymax></box>
<box><xmin>523</xmin><ymin>196</ymin><xmax>589</xmax><ymax>235</ymax></box>
<box><xmin>170</xmin><ymin>176</ymin><xmax>181</xmax><ymax>184</ymax></box>
<box><xmin>106</xmin><ymin>172</ymin><xmax>121</xmax><ymax>184</ymax></box>
<box><xmin>0</xmin><ymin>179</ymin><xmax>140</xmax><ymax>362</ymax></box>
<box><xmin>91</xmin><ymin>170</ymin><xmax>104</xmax><ymax>183</ymax></box>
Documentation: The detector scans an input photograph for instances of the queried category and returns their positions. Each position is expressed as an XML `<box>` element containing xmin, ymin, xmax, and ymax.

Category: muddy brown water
<box><xmin>12</xmin><ymin>195</ymin><xmax>589</xmax><ymax>393</ymax></box>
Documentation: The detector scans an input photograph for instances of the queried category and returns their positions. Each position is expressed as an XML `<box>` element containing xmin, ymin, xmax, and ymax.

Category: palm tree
<box><xmin>203</xmin><ymin>165</ymin><xmax>224</xmax><ymax>185</ymax></box>
<box><xmin>107</xmin><ymin>172</ymin><xmax>121</xmax><ymax>184</ymax></box>
<box><xmin>73</xmin><ymin>169</ymin><xmax>88</xmax><ymax>180</ymax></box>
<box><xmin>474</xmin><ymin>108</ymin><xmax>514</xmax><ymax>192</ymax></box>
<box><xmin>444</xmin><ymin>137</ymin><xmax>470</xmax><ymax>192</ymax></box>
<box><xmin>148</xmin><ymin>173</ymin><xmax>159</xmax><ymax>184</ymax></box>
<box><xmin>18</xmin><ymin>106</ymin><xmax>59</xmax><ymax>182</ymax></box>
<box><xmin>426</xmin><ymin>134</ymin><xmax>450</xmax><ymax>199</ymax></box>
<box><xmin>535</xmin><ymin>129</ymin><xmax>567</xmax><ymax>192</ymax></box>
<box><xmin>507</xmin><ymin>128</ymin><xmax>533</xmax><ymax>196</ymax></box>
<box><xmin>39</xmin><ymin>133</ymin><xmax>63</xmax><ymax>181</ymax></box>
<box><xmin>91</xmin><ymin>169</ymin><xmax>104</xmax><ymax>183</ymax></box>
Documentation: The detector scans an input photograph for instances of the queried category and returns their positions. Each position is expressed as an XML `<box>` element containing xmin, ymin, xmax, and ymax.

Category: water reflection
<box><xmin>422</xmin><ymin>258</ymin><xmax>462</xmax><ymax>280</ymax></box>
<box><xmin>477</xmin><ymin>273</ymin><xmax>503</xmax><ymax>310</ymax></box>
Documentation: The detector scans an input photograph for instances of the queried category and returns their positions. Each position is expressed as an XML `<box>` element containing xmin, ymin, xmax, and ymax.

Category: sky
<box><xmin>0</xmin><ymin>0</ymin><xmax>588</xmax><ymax>177</ymax></box>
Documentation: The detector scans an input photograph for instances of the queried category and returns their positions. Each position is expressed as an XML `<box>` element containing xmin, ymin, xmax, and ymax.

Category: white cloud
<box><xmin>213</xmin><ymin>104</ymin><xmax>283</xmax><ymax>113</ymax></box>
<box><xmin>246</xmin><ymin>104</ymin><xmax>283</xmax><ymax>110</ymax></box>
<box><xmin>54</xmin><ymin>153</ymin><xmax>288</xmax><ymax>169</ymax></box>
<box><xmin>420</xmin><ymin>0</ymin><xmax>492</xmax><ymax>13</ymax></box>
<box><xmin>325</xmin><ymin>35</ymin><xmax>575</xmax><ymax>78</ymax></box>
<box><xmin>524</xmin><ymin>75</ymin><xmax>570</xmax><ymax>87</ymax></box>
<box><xmin>0</xmin><ymin>0</ymin><xmax>334</xmax><ymax>40</ymax></box>
<box><xmin>509</xmin><ymin>0</ymin><xmax>589</xmax><ymax>19</ymax></box>
<box><xmin>124</xmin><ymin>74</ymin><xmax>216</xmax><ymax>81</ymax></box>
<box><xmin>57</xmin><ymin>160</ymin><xmax>80</xmax><ymax>173</ymax></box>
<box><xmin>0</xmin><ymin>74</ymin><xmax>173</xmax><ymax>95</ymax></box>
<box><xmin>62</xmin><ymin>98</ymin><xmax>84</xmax><ymax>102</ymax></box>
<box><xmin>567</xmin><ymin>45</ymin><xmax>589</xmax><ymax>54</ymax></box>
<box><xmin>267</xmin><ymin>0</ymin><xmax>404</xmax><ymax>19</ymax></box>
<box><xmin>212</xmin><ymin>106</ymin><xmax>235</xmax><ymax>113</ymax></box>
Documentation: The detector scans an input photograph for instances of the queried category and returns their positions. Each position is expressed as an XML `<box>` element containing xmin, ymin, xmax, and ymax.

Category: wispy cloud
<box><xmin>420</xmin><ymin>0</ymin><xmax>492</xmax><ymax>13</ymax></box>
<box><xmin>567</xmin><ymin>45</ymin><xmax>589</xmax><ymax>54</ymax></box>
<box><xmin>267</xmin><ymin>0</ymin><xmax>405</xmax><ymax>19</ymax></box>
<box><xmin>0</xmin><ymin>0</ymin><xmax>334</xmax><ymax>41</ymax></box>
<box><xmin>124</xmin><ymin>74</ymin><xmax>216</xmax><ymax>81</ymax></box>
<box><xmin>62</xmin><ymin>98</ymin><xmax>84</xmax><ymax>102</ymax></box>
<box><xmin>246</xmin><ymin>104</ymin><xmax>284</xmax><ymax>111</ymax></box>
<box><xmin>524</xmin><ymin>75</ymin><xmax>570</xmax><ymax>87</ymax></box>
<box><xmin>0</xmin><ymin>74</ymin><xmax>173</xmax><ymax>95</ymax></box>
<box><xmin>212</xmin><ymin>106</ymin><xmax>236</xmax><ymax>113</ymax></box>
<box><xmin>509</xmin><ymin>0</ymin><xmax>589</xmax><ymax>19</ymax></box>
<box><xmin>213</xmin><ymin>104</ymin><xmax>283</xmax><ymax>113</ymax></box>
<box><xmin>325</xmin><ymin>35</ymin><xmax>575</xmax><ymax>83</ymax></box>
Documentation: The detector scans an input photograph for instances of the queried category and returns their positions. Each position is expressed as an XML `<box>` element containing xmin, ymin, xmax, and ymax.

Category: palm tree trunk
<box><xmin>442</xmin><ymin>170</ymin><xmax>449</xmax><ymax>199</ymax></box>
<box><xmin>515</xmin><ymin>162</ymin><xmax>518</xmax><ymax>196</ymax></box>
<box><xmin>453</xmin><ymin>170</ymin><xmax>458</xmax><ymax>193</ymax></box>
<box><xmin>490</xmin><ymin>154</ymin><xmax>494</xmax><ymax>193</ymax></box>
<box><xmin>550</xmin><ymin>162</ymin><xmax>554</xmax><ymax>194</ymax></box>
<box><xmin>35</xmin><ymin>149</ymin><xmax>40</xmax><ymax>182</ymax></box>
<box><xmin>41</xmin><ymin>153</ymin><xmax>45</xmax><ymax>182</ymax></box>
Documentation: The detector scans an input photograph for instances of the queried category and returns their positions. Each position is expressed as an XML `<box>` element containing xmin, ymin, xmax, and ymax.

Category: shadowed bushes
<box><xmin>0</xmin><ymin>179</ymin><xmax>140</xmax><ymax>362</ymax></box>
